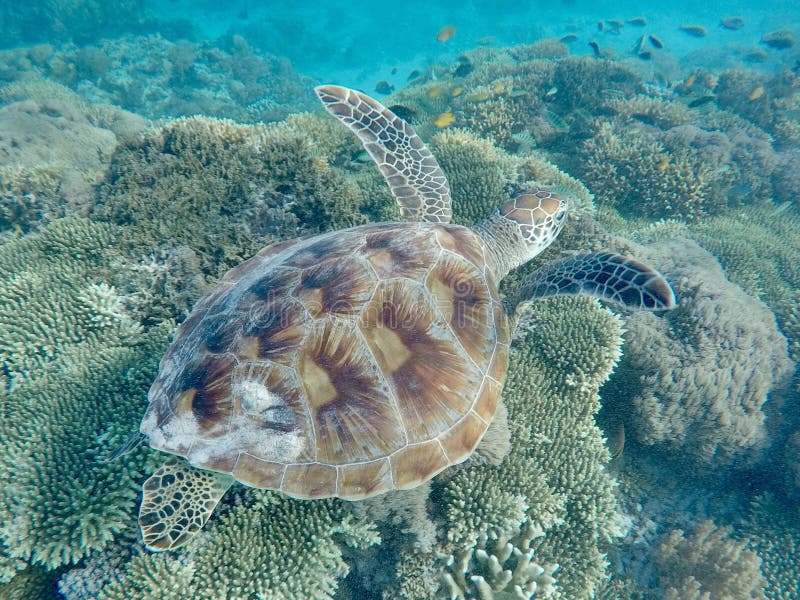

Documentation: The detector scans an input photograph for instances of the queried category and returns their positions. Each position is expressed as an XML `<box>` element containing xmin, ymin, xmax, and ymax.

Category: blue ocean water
<box><xmin>0</xmin><ymin>1</ymin><xmax>799</xmax><ymax>599</ymax></box>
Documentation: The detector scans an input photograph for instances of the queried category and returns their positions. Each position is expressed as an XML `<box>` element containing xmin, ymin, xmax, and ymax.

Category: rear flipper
<box><xmin>509</xmin><ymin>252</ymin><xmax>677</xmax><ymax>312</ymax></box>
<box><xmin>139</xmin><ymin>458</ymin><xmax>234</xmax><ymax>551</ymax></box>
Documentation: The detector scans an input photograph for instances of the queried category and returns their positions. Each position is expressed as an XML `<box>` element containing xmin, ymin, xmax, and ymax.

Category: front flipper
<box><xmin>315</xmin><ymin>84</ymin><xmax>452</xmax><ymax>223</ymax></box>
<box><xmin>509</xmin><ymin>252</ymin><xmax>677</xmax><ymax>312</ymax></box>
<box><xmin>139</xmin><ymin>458</ymin><xmax>234</xmax><ymax>551</ymax></box>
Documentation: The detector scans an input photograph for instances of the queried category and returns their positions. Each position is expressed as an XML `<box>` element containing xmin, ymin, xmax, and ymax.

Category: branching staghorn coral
<box><xmin>93</xmin><ymin>493</ymin><xmax>379</xmax><ymax>600</ymax></box>
<box><xmin>0</xmin><ymin>218</ymin><xmax>170</xmax><ymax>579</ymax></box>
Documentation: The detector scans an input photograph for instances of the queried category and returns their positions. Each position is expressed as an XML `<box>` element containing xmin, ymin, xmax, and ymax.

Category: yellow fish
<box><xmin>657</xmin><ymin>155</ymin><xmax>669</xmax><ymax>172</ymax></box>
<box><xmin>426</xmin><ymin>84</ymin><xmax>446</xmax><ymax>99</ymax></box>
<box><xmin>748</xmin><ymin>86</ymin><xmax>765</xmax><ymax>100</ymax></box>
<box><xmin>437</xmin><ymin>25</ymin><xmax>456</xmax><ymax>42</ymax></box>
<box><xmin>466</xmin><ymin>89</ymin><xmax>491</xmax><ymax>102</ymax></box>
<box><xmin>434</xmin><ymin>111</ymin><xmax>455</xmax><ymax>128</ymax></box>
<box><xmin>451</xmin><ymin>86</ymin><xmax>464</xmax><ymax>97</ymax></box>
<box><xmin>492</xmin><ymin>81</ymin><xmax>505</xmax><ymax>94</ymax></box>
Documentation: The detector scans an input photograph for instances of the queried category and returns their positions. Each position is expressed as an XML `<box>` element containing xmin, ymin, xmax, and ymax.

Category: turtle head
<box><xmin>476</xmin><ymin>185</ymin><xmax>569</xmax><ymax>279</ymax></box>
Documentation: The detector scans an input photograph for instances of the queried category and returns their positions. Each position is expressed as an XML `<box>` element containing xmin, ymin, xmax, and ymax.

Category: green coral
<box><xmin>0</xmin><ymin>219</ymin><xmax>170</xmax><ymax>579</ymax></box>
<box><xmin>746</xmin><ymin>493</ymin><xmax>800</xmax><ymax>600</ymax></box>
<box><xmin>97</xmin><ymin>493</ymin><xmax>379</xmax><ymax>600</ymax></box>
<box><xmin>430</xmin><ymin>129</ymin><xmax>512</xmax><ymax>226</ymax></box>
<box><xmin>93</xmin><ymin>115</ymin><xmax>382</xmax><ymax>279</ymax></box>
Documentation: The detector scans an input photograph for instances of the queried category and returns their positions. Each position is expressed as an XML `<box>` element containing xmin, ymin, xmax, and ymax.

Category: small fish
<box><xmin>679</xmin><ymin>24</ymin><xmax>708</xmax><ymax>37</ymax></box>
<box><xmin>637</xmin><ymin>50</ymin><xmax>653</xmax><ymax>61</ymax></box>
<box><xmin>492</xmin><ymin>81</ymin><xmax>505</xmax><ymax>94</ymax></box>
<box><xmin>720</xmin><ymin>16</ymin><xmax>745</xmax><ymax>30</ymax></box>
<box><xmin>748</xmin><ymin>85</ymin><xmax>765</xmax><ymax>100</ymax></box>
<box><xmin>656</xmin><ymin>155</ymin><xmax>670</xmax><ymax>171</ymax></box>
<box><xmin>607</xmin><ymin>423</ymin><xmax>625</xmax><ymax>460</ymax></box>
<box><xmin>474</xmin><ymin>36</ymin><xmax>495</xmax><ymax>46</ymax></box>
<box><xmin>688</xmin><ymin>95</ymin><xmax>715</xmax><ymax>108</ymax></box>
<box><xmin>374</xmin><ymin>80</ymin><xmax>394</xmax><ymax>95</ymax></box>
<box><xmin>466</xmin><ymin>88</ymin><xmax>492</xmax><ymax>102</ymax></box>
<box><xmin>450</xmin><ymin>85</ymin><xmax>464</xmax><ymax>97</ymax></box>
<box><xmin>684</xmin><ymin>73</ymin><xmax>698</xmax><ymax>87</ymax></box>
<box><xmin>453</xmin><ymin>58</ymin><xmax>473</xmax><ymax>78</ymax></box>
<box><xmin>433</xmin><ymin>111</ymin><xmax>455</xmax><ymax>128</ymax></box>
<box><xmin>603</xmin><ymin>19</ymin><xmax>623</xmax><ymax>35</ymax></box>
<box><xmin>588</xmin><ymin>40</ymin><xmax>602</xmax><ymax>56</ymax></box>
<box><xmin>391</xmin><ymin>66</ymin><xmax>398</xmax><ymax>75</ymax></box>
<box><xmin>407</xmin><ymin>69</ymin><xmax>422</xmax><ymax>81</ymax></box>
<box><xmin>426</xmin><ymin>84</ymin><xmax>446</xmax><ymax>98</ymax></box>
<box><xmin>627</xmin><ymin>17</ymin><xmax>647</xmax><ymax>26</ymax></box>
<box><xmin>761</xmin><ymin>30</ymin><xmax>795</xmax><ymax>49</ymax></box>
<box><xmin>545</xmin><ymin>86</ymin><xmax>558</xmax><ymax>98</ymax></box>
<box><xmin>544</xmin><ymin>109</ymin><xmax>568</xmax><ymax>132</ymax></box>
<box><xmin>559</xmin><ymin>33</ymin><xmax>579</xmax><ymax>43</ymax></box>
<box><xmin>743</xmin><ymin>49</ymin><xmax>768</xmax><ymax>62</ymax></box>
<box><xmin>387</xmin><ymin>105</ymin><xmax>417</xmax><ymax>123</ymax></box>
<box><xmin>437</xmin><ymin>25</ymin><xmax>457</xmax><ymax>42</ymax></box>
<box><xmin>648</xmin><ymin>34</ymin><xmax>664</xmax><ymax>49</ymax></box>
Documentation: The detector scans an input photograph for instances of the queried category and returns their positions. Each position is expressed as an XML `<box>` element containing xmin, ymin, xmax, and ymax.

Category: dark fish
<box><xmin>387</xmin><ymin>104</ymin><xmax>417</xmax><ymax>123</ymax></box>
<box><xmin>604</xmin><ymin>19</ymin><xmax>623</xmax><ymax>35</ymax></box>
<box><xmin>720</xmin><ymin>17</ymin><xmax>745</xmax><ymax>30</ymax></box>
<box><xmin>679</xmin><ymin>24</ymin><xmax>708</xmax><ymax>37</ymax></box>
<box><xmin>627</xmin><ymin>17</ymin><xmax>647</xmax><ymax>26</ymax></box>
<box><xmin>648</xmin><ymin>34</ymin><xmax>664</xmax><ymax>49</ymax></box>
<box><xmin>743</xmin><ymin>49</ymin><xmax>768</xmax><ymax>62</ymax></box>
<box><xmin>560</xmin><ymin>33</ymin><xmax>579</xmax><ymax>43</ymax></box>
<box><xmin>391</xmin><ymin>66</ymin><xmax>398</xmax><ymax>75</ymax></box>
<box><xmin>374</xmin><ymin>80</ymin><xmax>394</xmax><ymax>94</ymax></box>
<box><xmin>761</xmin><ymin>30</ymin><xmax>795</xmax><ymax>49</ymax></box>
<box><xmin>407</xmin><ymin>69</ymin><xmax>422</xmax><ymax>81</ymax></box>
<box><xmin>688</xmin><ymin>95</ymin><xmax>715</xmax><ymax>108</ymax></box>
<box><xmin>453</xmin><ymin>56</ymin><xmax>473</xmax><ymax>77</ymax></box>
<box><xmin>598</xmin><ymin>21</ymin><xmax>604</xmax><ymax>31</ymax></box>
<box><xmin>637</xmin><ymin>50</ymin><xmax>653</xmax><ymax>60</ymax></box>
<box><xmin>589</xmin><ymin>40</ymin><xmax>602</xmax><ymax>56</ymax></box>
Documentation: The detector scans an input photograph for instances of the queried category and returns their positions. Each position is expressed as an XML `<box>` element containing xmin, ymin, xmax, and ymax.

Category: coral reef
<box><xmin>92</xmin><ymin>115</ymin><xmax>382</xmax><ymax>280</ymax></box>
<box><xmin>73</xmin><ymin>493</ymin><xmax>378</xmax><ymax>600</ymax></box>
<box><xmin>0</xmin><ymin>0</ymin><xmax>149</xmax><ymax>48</ymax></box>
<box><xmin>606</xmin><ymin>239</ymin><xmax>794</xmax><ymax>469</ymax></box>
<box><xmin>386</xmin><ymin>296</ymin><xmax>626</xmax><ymax>600</ymax></box>
<box><xmin>654</xmin><ymin>520</ymin><xmax>766</xmax><ymax>599</ymax></box>
<box><xmin>745</xmin><ymin>494</ymin><xmax>800</xmax><ymax>600</ymax></box>
<box><xmin>0</xmin><ymin>34</ymin><xmax>317</xmax><ymax>123</ymax></box>
<box><xmin>0</xmin><ymin>218</ymin><xmax>170</xmax><ymax>580</ymax></box>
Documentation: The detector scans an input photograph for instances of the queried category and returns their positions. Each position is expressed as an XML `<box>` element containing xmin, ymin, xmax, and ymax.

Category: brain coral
<box><xmin>0</xmin><ymin>218</ymin><xmax>170</xmax><ymax>580</ymax></box>
<box><xmin>606</xmin><ymin>239</ymin><xmax>794</xmax><ymax>469</ymax></box>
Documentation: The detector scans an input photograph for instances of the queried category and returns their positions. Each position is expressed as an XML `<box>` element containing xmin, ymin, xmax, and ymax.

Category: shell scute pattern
<box><xmin>143</xmin><ymin>222</ymin><xmax>510</xmax><ymax>499</ymax></box>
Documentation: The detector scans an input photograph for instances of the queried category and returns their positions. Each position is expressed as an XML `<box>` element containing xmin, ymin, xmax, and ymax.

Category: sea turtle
<box><xmin>130</xmin><ymin>85</ymin><xmax>676</xmax><ymax>551</ymax></box>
